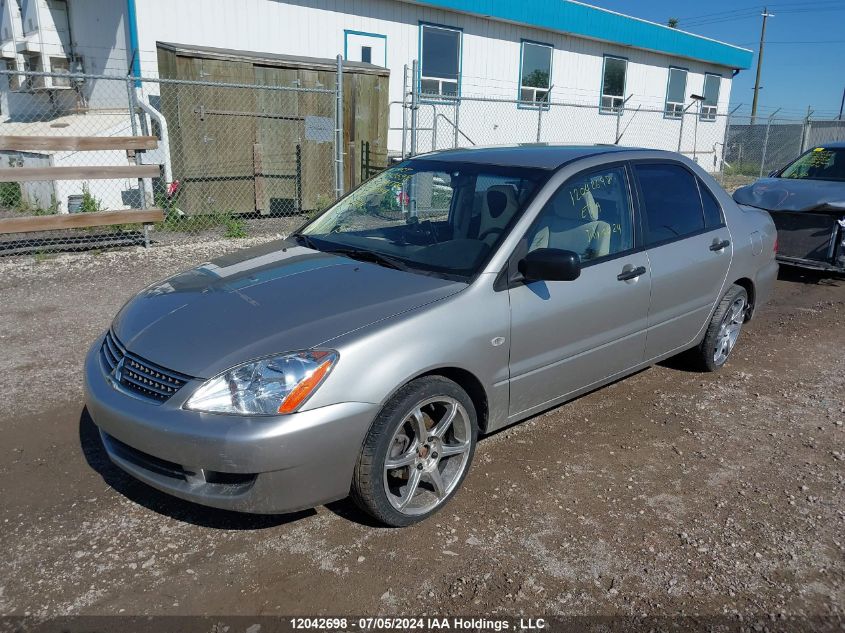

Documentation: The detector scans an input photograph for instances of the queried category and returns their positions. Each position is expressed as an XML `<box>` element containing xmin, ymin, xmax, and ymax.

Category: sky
<box><xmin>584</xmin><ymin>0</ymin><xmax>845</xmax><ymax>120</ymax></box>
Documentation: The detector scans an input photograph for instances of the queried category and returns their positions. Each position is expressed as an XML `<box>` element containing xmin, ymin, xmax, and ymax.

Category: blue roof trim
<box><xmin>400</xmin><ymin>0</ymin><xmax>753</xmax><ymax>69</ymax></box>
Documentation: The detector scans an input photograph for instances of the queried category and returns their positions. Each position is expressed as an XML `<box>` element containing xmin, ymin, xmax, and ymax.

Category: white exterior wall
<box><xmin>0</xmin><ymin>0</ymin><xmax>129</xmax><ymax>116</ymax></box>
<box><xmin>125</xmin><ymin>0</ymin><xmax>736</xmax><ymax>165</ymax></box>
<box><xmin>67</xmin><ymin>0</ymin><xmax>130</xmax><ymax>76</ymax></box>
<box><xmin>8</xmin><ymin>0</ymin><xmax>72</xmax><ymax>70</ymax></box>
<box><xmin>0</xmin><ymin>0</ymin><xmax>741</xmax><ymax>194</ymax></box>
<box><xmin>1</xmin><ymin>0</ymin><xmax>25</xmax><ymax>50</ymax></box>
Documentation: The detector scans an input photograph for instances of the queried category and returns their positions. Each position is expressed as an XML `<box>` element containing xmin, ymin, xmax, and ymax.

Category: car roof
<box><xmin>813</xmin><ymin>141</ymin><xmax>845</xmax><ymax>149</ymax></box>
<box><xmin>411</xmin><ymin>144</ymin><xmax>668</xmax><ymax>170</ymax></box>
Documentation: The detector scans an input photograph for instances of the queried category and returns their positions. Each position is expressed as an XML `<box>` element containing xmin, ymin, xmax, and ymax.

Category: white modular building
<box><xmin>0</xmin><ymin>0</ymin><xmax>753</xmax><ymax>211</ymax></box>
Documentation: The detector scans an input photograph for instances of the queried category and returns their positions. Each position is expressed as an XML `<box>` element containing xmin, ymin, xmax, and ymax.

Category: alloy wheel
<box><xmin>713</xmin><ymin>296</ymin><xmax>746</xmax><ymax>365</ymax></box>
<box><xmin>382</xmin><ymin>396</ymin><xmax>472</xmax><ymax>515</ymax></box>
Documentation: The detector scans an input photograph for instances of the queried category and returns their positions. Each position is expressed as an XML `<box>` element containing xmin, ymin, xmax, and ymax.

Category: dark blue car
<box><xmin>733</xmin><ymin>142</ymin><xmax>845</xmax><ymax>272</ymax></box>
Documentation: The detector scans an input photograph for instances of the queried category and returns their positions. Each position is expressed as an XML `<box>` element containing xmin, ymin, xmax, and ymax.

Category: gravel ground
<box><xmin>0</xmin><ymin>238</ymin><xmax>842</xmax><ymax>623</ymax></box>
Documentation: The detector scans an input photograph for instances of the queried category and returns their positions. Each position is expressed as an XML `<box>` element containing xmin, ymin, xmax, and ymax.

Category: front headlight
<box><xmin>184</xmin><ymin>350</ymin><xmax>338</xmax><ymax>416</ymax></box>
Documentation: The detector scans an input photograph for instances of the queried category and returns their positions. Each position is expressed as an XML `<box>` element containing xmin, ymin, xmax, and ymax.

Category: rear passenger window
<box><xmin>635</xmin><ymin>163</ymin><xmax>705</xmax><ymax>245</ymax></box>
<box><xmin>698</xmin><ymin>179</ymin><xmax>724</xmax><ymax>228</ymax></box>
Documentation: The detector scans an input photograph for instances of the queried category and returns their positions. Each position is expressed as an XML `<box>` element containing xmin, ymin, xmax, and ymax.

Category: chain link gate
<box><xmin>0</xmin><ymin>61</ymin><xmax>345</xmax><ymax>254</ymax></box>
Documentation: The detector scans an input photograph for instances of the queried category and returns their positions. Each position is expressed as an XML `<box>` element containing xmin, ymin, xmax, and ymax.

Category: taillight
<box><xmin>773</xmin><ymin>236</ymin><xmax>778</xmax><ymax>253</ymax></box>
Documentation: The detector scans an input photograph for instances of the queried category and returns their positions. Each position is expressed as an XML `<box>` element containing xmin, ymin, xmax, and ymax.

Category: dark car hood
<box><xmin>112</xmin><ymin>240</ymin><xmax>465</xmax><ymax>378</ymax></box>
<box><xmin>733</xmin><ymin>178</ymin><xmax>845</xmax><ymax>214</ymax></box>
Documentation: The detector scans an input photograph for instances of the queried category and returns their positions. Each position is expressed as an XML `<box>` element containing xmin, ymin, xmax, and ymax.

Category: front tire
<box><xmin>352</xmin><ymin>376</ymin><xmax>478</xmax><ymax>527</ymax></box>
<box><xmin>693</xmin><ymin>284</ymin><xmax>749</xmax><ymax>372</ymax></box>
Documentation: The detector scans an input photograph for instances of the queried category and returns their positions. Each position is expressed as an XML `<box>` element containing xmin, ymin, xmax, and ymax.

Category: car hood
<box><xmin>112</xmin><ymin>239</ymin><xmax>465</xmax><ymax>378</ymax></box>
<box><xmin>733</xmin><ymin>178</ymin><xmax>845</xmax><ymax>214</ymax></box>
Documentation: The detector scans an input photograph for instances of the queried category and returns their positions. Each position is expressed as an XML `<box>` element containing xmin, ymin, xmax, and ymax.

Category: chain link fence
<box><xmin>723</xmin><ymin>114</ymin><xmax>845</xmax><ymax>185</ymax></box>
<box><xmin>409</xmin><ymin>96</ymin><xmax>730</xmax><ymax>164</ymax></box>
<box><xmin>404</xmin><ymin>92</ymin><xmax>845</xmax><ymax>194</ymax></box>
<box><xmin>2</xmin><ymin>63</ymin><xmax>845</xmax><ymax>256</ymax></box>
<box><xmin>0</xmin><ymin>68</ymin><xmax>340</xmax><ymax>254</ymax></box>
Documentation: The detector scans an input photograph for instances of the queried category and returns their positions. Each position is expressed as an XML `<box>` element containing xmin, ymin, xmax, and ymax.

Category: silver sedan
<box><xmin>84</xmin><ymin>145</ymin><xmax>778</xmax><ymax>526</ymax></box>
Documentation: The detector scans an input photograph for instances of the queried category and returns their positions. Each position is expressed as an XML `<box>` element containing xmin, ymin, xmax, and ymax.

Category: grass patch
<box><xmin>724</xmin><ymin>163</ymin><xmax>763</xmax><ymax>177</ymax></box>
<box><xmin>6</xmin><ymin>192</ymin><xmax>60</xmax><ymax>216</ymax></box>
<box><xmin>79</xmin><ymin>184</ymin><xmax>104</xmax><ymax>213</ymax></box>
<box><xmin>155</xmin><ymin>211</ymin><xmax>249</xmax><ymax>238</ymax></box>
<box><xmin>223</xmin><ymin>215</ymin><xmax>247</xmax><ymax>238</ymax></box>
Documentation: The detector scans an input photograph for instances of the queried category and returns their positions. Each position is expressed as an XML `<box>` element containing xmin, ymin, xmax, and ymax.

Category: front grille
<box><xmin>101</xmin><ymin>330</ymin><xmax>193</xmax><ymax>403</ymax></box>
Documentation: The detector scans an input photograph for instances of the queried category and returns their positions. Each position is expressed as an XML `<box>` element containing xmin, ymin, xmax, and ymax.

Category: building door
<box><xmin>345</xmin><ymin>31</ymin><xmax>387</xmax><ymax>66</ymax></box>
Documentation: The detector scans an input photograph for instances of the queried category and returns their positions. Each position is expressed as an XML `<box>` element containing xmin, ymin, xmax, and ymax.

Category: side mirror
<box><xmin>767</xmin><ymin>169</ymin><xmax>779</xmax><ymax>177</ymax></box>
<box><xmin>518</xmin><ymin>248</ymin><xmax>581</xmax><ymax>282</ymax></box>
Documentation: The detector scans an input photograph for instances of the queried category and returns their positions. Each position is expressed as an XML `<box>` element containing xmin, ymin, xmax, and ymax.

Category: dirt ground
<box><xmin>0</xmin><ymin>238</ymin><xmax>842</xmax><ymax>623</ymax></box>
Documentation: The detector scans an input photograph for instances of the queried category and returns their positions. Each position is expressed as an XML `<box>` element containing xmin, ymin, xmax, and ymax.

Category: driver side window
<box><xmin>526</xmin><ymin>166</ymin><xmax>633</xmax><ymax>263</ymax></box>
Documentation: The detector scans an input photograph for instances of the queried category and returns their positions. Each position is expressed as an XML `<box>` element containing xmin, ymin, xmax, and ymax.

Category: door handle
<box><xmin>710</xmin><ymin>239</ymin><xmax>731</xmax><ymax>252</ymax></box>
<box><xmin>617</xmin><ymin>265</ymin><xmax>646</xmax><ymax>281</ymax></box>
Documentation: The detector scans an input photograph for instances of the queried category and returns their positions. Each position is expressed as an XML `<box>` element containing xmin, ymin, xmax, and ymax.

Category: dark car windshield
<box><xmin>297</xmin><ymin>159</ymin><xmax>549</xmax><ymax>280</ymax></box>
<box><xmin>779</xmin><ymin>147</ymin><xmax>845</xmax><ymax>182</ymax></box>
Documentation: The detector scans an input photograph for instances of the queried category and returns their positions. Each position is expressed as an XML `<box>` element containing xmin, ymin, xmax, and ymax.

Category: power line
<box><xmin>678</xmin><ymin>1</ymin><xmax>844</xmax><ymax>22</ymax></box>
<box><xmin>736</xmin><ymin>39</ymin><xmax>845</xmax><ymax>44</ymax></box>
<box><xmin>679</xmin><ymin>3</ymin><xmax>845</xmax><ymax>27</ymax></box>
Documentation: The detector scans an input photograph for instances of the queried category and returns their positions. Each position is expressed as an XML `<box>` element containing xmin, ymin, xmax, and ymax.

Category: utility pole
<box><xmin>751</xmin><ymin>7</ymin><xmax>774</xmax><ymax>125</ymax></box>
<box><xmin>839</xmin><ymin>86</ymin><xmax>844</xmax><ymax>120</ymax></box>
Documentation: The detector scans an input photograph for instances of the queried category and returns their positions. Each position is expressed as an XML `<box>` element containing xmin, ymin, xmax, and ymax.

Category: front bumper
<box><xmin>776</xmin><ymin>254</ymin><xmax>845</xmax><ymax>273</ymax></box>
<box><xmin>83</xmin><ymin>335</ymin><xmax>379</xmax><ymax>514</ymax></box>
<box><xmin>770</xmin><ymin>210</ymin><xmax>845</xmax><ymax>272</ymax></box>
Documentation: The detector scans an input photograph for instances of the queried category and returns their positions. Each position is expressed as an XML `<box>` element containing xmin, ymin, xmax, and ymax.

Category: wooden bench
<box><xmin>0</xmin><ymin>135</ymin><xmax>165</xmax><ymax>248</ymax></box>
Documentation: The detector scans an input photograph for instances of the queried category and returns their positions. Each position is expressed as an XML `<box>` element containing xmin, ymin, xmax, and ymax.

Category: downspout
<box><xmin>126</xmin><ymin>0</ymin><xmax>172</xmax><ymax>186</ymax></box>
<box><xmin>126</xmin><ymin>0</ymin><xmax>141</xmax><ymax>86</ymax></box>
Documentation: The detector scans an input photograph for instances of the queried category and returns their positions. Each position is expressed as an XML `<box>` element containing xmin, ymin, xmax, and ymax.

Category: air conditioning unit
<box><xmin>12</xmin><ymin>55</ymin><xmax>77</xmax><ymax>91</ymax></box>
<box><xmin>47</xmin><ymin>55</ymin><xmax>71</xmax><ymax>88</ymax></box>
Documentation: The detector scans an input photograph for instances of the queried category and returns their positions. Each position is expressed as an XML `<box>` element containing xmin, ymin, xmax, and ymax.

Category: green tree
<box><xmin>523</xmin><ymin>69</ymin><xmax>549</xmax><ymax>88</ymax></box>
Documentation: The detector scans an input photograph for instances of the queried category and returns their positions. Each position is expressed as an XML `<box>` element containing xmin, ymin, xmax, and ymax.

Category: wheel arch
<box><xmin>732</xmin><ymin>277</ymin><xmax>756</xmax><ymax>319</ymax></box>
<box><xmin>410</xmin><ymin>367</ymin><xmax>490</xmax><ymax>434</ymax></box>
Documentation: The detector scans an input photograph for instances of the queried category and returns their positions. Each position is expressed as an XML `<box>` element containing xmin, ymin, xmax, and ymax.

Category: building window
<box><xmin>360</xmin><ymin>46</ymin><xmax>372</xmax><ymax>64</ymax></box>
<box><xmin>701</xmin><ymin>73</ymin><xmax>720</xmax><ymax>121</ymax></box>
<box><xmin>519</xmin><ymin>41</ymin><xmax>552</xmax><ymax>106</ymax></box>
<box><xmin>420</xmin><ymin>23</ymin><xmax>461</xmax><ymax>98</ymax></box>
<box><xmin>600</xmin><ymin>56</ymin><xmax>627</xmax><ymax>114</ymax></box>
<box><xmin>665</xmin><ymin>67</ymin><xmax>687</xmax><ymax>118</ymax></box>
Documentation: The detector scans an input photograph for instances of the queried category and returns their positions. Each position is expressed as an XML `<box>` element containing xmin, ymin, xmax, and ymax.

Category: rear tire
<box><xmin>352</xmin><ymin>376</ymin><xmax>478</xmax><ymax>527</ymax></box>
<box><xmin>691</xmin><ymin>284</ymin><xmax>749</xmax><ymax>372</ymax></box>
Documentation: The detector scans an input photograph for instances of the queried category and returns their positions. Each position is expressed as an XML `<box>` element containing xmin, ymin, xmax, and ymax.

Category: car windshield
<box><xmin>297</xmin><ymin>159</ymin><xmax>549</xmax><ymax>280</ymax></box>
<box><xmin>779</xmin><ymin>147</ymin><xmax>845</xmax><ymax>182</ymax></box>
